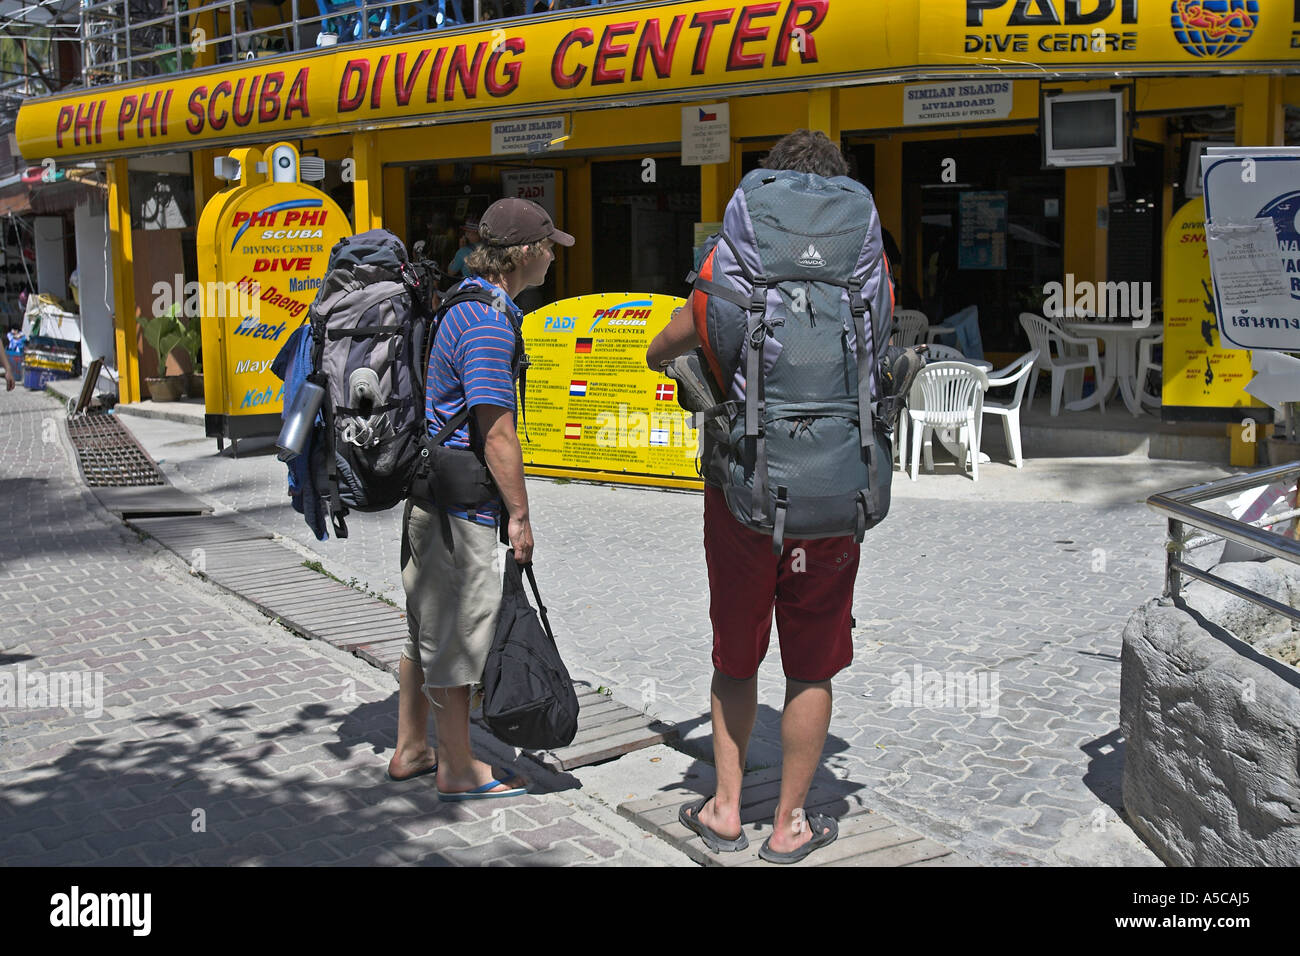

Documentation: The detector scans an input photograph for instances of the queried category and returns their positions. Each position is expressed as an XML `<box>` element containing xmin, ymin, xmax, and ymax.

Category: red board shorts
<box><xmin>703</xmin><ymin>485</ymin><xmax>858</xmax><ymax>683</ymax></box>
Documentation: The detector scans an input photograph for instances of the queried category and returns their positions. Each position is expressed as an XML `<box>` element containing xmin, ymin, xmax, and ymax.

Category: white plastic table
<box><xmin>1062</xmin><ymin>321</ymin><xmax>1155</xmax><ymax>417</ymax></box>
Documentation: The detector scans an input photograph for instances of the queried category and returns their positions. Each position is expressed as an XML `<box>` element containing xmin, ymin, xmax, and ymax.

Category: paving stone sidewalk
<box><xmin>0</xmin><ymin>387</ymin><xmax>687</xmax><ymax>866</ymax></box>
<box><xmin>112</xmin><ymin>408</ymin><xmax>1236</xmax><ymax>866</ymax></box>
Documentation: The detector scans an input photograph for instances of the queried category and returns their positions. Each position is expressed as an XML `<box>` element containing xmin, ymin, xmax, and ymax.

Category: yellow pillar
<box><xmin>351</xmin><ymin>131</ymin><xmax>383</xmax><ymax>232</ymax></box>
<box><xmin>190</xmin><ymin>148</ymin><xmax>221</xmax><ymax>218</ymax></box>
<box><xmin>700</xmin><ymin>163</ymin><xmax>730</xmax><ymax>225</ymax></box>
<box><xmin>566</xmin><ymin>161</ymin><xmax>593</xmax><ymax>294</ymax></box>
<box><xmin>698</xmin><ymin>100</ymin><xmax>735</xmax><ymax>224</ymax></box>
<box><xmin>107</xmin><ymin>159</ymin><xmax>140</xmax><ymax>404</ymax></box>
<box><xmin>874</xmin><ymin>136</ymin><xmax>903</xmax><ymax>240</ymax></box>
<box><xmin>553</xmin><ymin>169</ymin><xmax>567</xmax><ymax>298</ymax></box>
<box><xmin>1063</xmin><ymin>166</ymin><xmax>1108</xmax><ymax>285</ymax></box>
<box><xmin>1235</xmin><ymin>76</ymin><xmax>1285</xmax><ymax>146</ymax></box>
<box><xmin>807</xmin><ymin>88</ymin><xmax>839</xmax><ymax>141</ymax></box>
<box><xmin>382</xmin><ymin>165</ymin><xmax>407</xmax><ymax>244</ymax></box>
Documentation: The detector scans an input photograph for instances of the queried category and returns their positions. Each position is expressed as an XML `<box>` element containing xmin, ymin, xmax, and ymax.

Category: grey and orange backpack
<box><xmin>683</xmin><ymin>168</ymin><xmax>899</xmax><ymax>553</ymax></box>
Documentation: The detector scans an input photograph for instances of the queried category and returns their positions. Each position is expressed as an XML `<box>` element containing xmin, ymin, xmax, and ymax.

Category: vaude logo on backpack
<box><xmin>686</xmin><ymin>168</ymin><xmax>897</xmax><ymax>554</ymax></box>
<box><xmin>481</xmin><ymin>555</ymin><xmax>579</xmax><ymax>751</ymax></box>
<box><xmin>795</xmin><ymin>243</ymin><xmax>826</xmax><ymax>268</ymax></box>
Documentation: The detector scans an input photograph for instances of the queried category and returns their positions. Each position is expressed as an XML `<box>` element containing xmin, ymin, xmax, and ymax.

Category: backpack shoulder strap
<box><xmin>425</xmin><ymin>283</ymin><xmax>529</xmax><ymax>449</ymax></box>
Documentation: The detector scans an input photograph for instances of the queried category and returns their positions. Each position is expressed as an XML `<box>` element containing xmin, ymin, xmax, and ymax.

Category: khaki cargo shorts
<box><xmin>400</xmin><ymin>498</ymin><xmax>502</xmax><ymax>690</ymax></box>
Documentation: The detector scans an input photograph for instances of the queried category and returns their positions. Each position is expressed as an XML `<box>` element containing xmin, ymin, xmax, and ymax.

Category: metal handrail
<box><xmin>75</xmin><ymin>0</ymin><xmax>627</xmax><ymax>87</ymax></box>
<box><xmin>1147</xmin><ymin>462</ymin><xmax>1300</xmax><ymax>626</ymax></box>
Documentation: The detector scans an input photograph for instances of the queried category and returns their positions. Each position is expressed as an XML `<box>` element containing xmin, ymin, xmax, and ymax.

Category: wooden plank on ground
<box><xmin>538</xmin><ymin>722</ymin><xmax>677</xmax><ymax>771</ymax></box>
<box><xmin>618</xmin><ymin>772</ymin><xmax>973</xmax><ymax>868</ymax></box>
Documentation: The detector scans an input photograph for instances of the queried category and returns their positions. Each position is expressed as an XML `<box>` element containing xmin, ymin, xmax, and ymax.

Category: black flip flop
<box><xmin>758</xmin><ymin>813</ymin><xmax>838</xmax><ymax>864</ymax></box>
<box><xmin>678</xmin><ymin>795</ymin><xmax>749</xmax><ymax>852</ymax></box>
<box><xmin>385</xmin><ymin>762</ymin><xmax>437</xmax><ymax>783</ymax></box>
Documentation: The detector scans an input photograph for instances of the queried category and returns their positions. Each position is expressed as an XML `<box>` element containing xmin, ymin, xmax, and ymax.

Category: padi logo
<box><xmin>796</xmin><ymin>243</ymin><xmax>826</xmax><ymax>268</ymax></box>
<box><xmin>1170</xmin><ymin>0</ymin><xmax>1259</xmax><ymax>59</ymax></box>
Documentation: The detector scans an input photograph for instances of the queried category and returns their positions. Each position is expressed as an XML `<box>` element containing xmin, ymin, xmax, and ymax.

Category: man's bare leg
<box><xmin>432</xmin><ymin>685</ymin><xmax>526</xmax><ymax>794</ymax></box>
<box><xmin>388</xmin><ymin>655</ymin><xmax>437</xmax><ymax>779</ymax></box>
<box><xmin>767</xmin><ymin>678</ymin><xmax>833</xmax><ymax>854</ymax></box>
<box><xmin>696</xmin><ymin>669</ymin><xmax>757</xmax><ymax>839</ymax></box>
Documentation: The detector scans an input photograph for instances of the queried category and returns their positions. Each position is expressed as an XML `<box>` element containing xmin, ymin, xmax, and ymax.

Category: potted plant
<box><xmin>138</xmin><ymin>307</ymin><xmax>188</xmax><ymax>402</ymax></box>
<box><xmin>180</xmin><ymin>315</ymin><xmax>203</xmax><ymax>398</ymax></box>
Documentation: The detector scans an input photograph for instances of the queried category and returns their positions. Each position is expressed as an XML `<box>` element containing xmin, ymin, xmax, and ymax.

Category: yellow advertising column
<box><xmin>198</xmin><ymin>142</ymin><xmax>352</xmax><ymax>445</ymax></box>
<box><xmin>519</xmin><ymin>293</ymin><xmax>701</xmax><ymax>489</ymax></box>
<box><xmin>1160</xmin><ymin>197</ymin><xmax>1262</xmax><ymax>432</ymax></box>
<box><xmin>197</xmin><ymin>146</ymin><xmax>266</xmax><ymax>434</ymax></box>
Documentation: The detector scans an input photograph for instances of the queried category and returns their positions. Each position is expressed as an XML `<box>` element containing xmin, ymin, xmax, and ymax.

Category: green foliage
<box><xmin>178</xmin><ymin>315</ymin><xmax>202</xmax><ymax>373</ymax></box>
<box><xmin>138</xmin><ymin>310</ymin><xmax>187</xmax><ymax>368</ymax></box>
<box><xmin>140</xmin><ymin>305</ymin><xmax>202</xmax><ymax>371</ymax></box>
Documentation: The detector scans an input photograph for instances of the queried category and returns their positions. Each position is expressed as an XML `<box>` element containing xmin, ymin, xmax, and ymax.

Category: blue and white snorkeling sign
<box><xmin>1201</xmin><ymin>147</ymin><xmax>1300</xmax><ymax>352</ymax></box>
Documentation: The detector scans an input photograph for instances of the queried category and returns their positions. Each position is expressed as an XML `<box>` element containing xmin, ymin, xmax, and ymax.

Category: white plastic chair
<box><xmin>926</xmin><ymin>343</ymin><xmax>966</xmax><ymax>362</ymax></box>
<box><xmin>1019</xmin><ymin>313</ymin><xmax>1105</xmax><ymax>416</ymax></box>
<box><xmin>906</xmin><ymin>361</ymin><xmax>989</xmax><ymax>482</ymax></box>
<box><xmin>893</xmin><ymin>309</ymin><xmax>929</xmax><ymax>347</ymax></box>
<box><xmin>1136</xmin><ymin>333</ymin><xmax>1163</xmax><ymax>411</ymax></box>
<box><xmin>980</xmin><ymin>349</ymin><xmax>1039</xmax><ymax>469</ymax></box>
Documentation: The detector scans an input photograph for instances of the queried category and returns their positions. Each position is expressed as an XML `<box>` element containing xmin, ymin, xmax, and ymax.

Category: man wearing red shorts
<box><xmin>646</xmin><ymin>129</ymin><xmax>865</xmax><ymax>864</ymax></box>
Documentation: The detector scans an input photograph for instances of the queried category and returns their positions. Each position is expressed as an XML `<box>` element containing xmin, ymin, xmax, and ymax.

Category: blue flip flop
<box><xmin>437</xmin><ymin>770</ymin><xmax>528</xmax><ymax>802</ymax></box>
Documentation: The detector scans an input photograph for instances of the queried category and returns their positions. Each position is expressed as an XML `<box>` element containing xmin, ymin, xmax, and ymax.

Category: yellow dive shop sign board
<box><xmin>198</xmin><ymin>142</ymin><xmax>351</xmax><ymax>438</ymax></box>
<box><xmin>1161</xmin><ymin>197</ymin><xmax>1262</xmax><ymax>420</ymax></box>
<box><xmin>19</xmin><ymin>0</ymin><xmax>1300</xmax><ymax>160</ymax></box>
<box><xmin>519</xmin><ymin>293</ymin><xmax>703</xmax><ymax>490</ymax></box>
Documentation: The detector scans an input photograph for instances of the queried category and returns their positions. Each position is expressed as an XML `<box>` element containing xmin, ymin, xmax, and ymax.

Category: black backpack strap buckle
<box><xmin>771</xmin><ymin>486</ymin><xmax>789</xmax><ymax>556</ymax></box>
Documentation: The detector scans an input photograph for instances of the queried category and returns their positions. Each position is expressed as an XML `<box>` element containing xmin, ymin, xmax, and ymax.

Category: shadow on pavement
<box><xmin>653</xmin><ymin>705</ymin><xmax>869</xmax><ymax>835</ymax></box>
<box><xmin>0</xmin><ymin>694</ymin><xmax>582</xmax><ymax>866</ymax></box>
<box><xmin>1080</xmin><ymin>727</ymin><xmax>1124</xmax><ymax>814</ymax></box>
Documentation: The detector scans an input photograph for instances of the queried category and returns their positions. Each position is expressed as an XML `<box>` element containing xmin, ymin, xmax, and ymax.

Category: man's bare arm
<box><xmin>646</xmin><ymin>306</ymin><xmax>700</xmax><ymax>371</ymax></box>
<box><xmin>475</xmin><ymin>403</ymin><xmax>532</xmax><ymax>563</ymax></box>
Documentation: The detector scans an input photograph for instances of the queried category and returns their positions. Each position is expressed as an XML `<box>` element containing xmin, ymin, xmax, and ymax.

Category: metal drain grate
<box><xmin>66</xmin><ymin>411</ymin><xmax>167</xmax><ymax>487</ymax></box>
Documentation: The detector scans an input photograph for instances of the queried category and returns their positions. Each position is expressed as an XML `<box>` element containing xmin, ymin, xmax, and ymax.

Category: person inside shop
<box><xmin>446</xmin><ymin>219</ymin><xmax>483</xmax><ymax>279</ymax></box>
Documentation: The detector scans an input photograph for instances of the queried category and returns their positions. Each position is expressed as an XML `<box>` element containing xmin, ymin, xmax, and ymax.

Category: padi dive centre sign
<box><xmin>1202</xmin><ymin>147</ymin><xmax>1300</xmax><ymax>352</ymax></box>
<box><xmin>197</xmin><ymin>141</ymin><xmax>351</xmax><ymax>442</ymax></box>
<box><xmin>519</xmin><ymin>293</ymin><xmax>701</xmax><ymax>490</ymax></box>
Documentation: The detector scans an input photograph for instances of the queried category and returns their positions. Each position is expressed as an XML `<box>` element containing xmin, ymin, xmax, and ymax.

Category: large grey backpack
<box><xmin>688</xmin><ymin>168</ymin><xmax>895</xmax><ymax>553</ymax></box>
<box><xmin>308</xmin><ymin>229</ymin><xmax>487</xmax><ymax>538</ymax></box>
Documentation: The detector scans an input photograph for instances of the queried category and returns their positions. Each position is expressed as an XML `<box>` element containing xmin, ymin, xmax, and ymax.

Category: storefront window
<box><xmin>592</xmin><ymin>157</ymin><xmax>698</xmax><ymax>296</ymax></box>
<box><xmin>904</xmin><ymin>135</ymin><xmax>1064</xmax><ymax>355</ymax></box>
<box><xmin>406</xmin><ymin>161</ymin><xmax>561</xmax><ymax>311</ymax></box>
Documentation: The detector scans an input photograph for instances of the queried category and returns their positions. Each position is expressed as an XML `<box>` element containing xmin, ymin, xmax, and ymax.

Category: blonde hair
<box><xmin>465</xmin><ymin>242</ymin><xmax>533</xmax><ymax>280</ymax></box>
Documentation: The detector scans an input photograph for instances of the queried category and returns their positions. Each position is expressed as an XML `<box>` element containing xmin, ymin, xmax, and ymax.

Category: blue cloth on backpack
<box><xmin>272</xmin><ymin>325</ymin><xmax>328</xmax><ymax>541</ymax></box>
<box><xmin>932</xmin><ymin>304</ymin><xmax>984</xmax><ymax>361</ymax></box>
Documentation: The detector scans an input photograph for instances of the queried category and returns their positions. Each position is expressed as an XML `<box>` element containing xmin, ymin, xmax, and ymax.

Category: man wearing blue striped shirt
<box><xmin>389</xmin><ymin>198</ymin><xmax>575</xmax><ymax>799</ymax></box>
